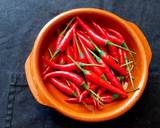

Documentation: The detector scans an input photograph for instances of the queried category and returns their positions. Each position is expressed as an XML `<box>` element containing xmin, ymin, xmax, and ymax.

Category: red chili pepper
<box><xmin>91</xmin><ymin>20</ymin><xmax>107</xmax><ymax>38</ymax></box>
<box><xmin>76</xmin><ymin>31</ymin><xmax>95</xmax><ymax>50</ymax></box>
<box><xmin>72</xmin><ymin>28</ymin><xmax>79</xmax><ymax>61</ymax></box>
<box><xmin>107</xmin><ymin>28</ymin><xmax>124</xmax><ymax>42</ymax></box>
<box><xmin>50</xmin><ymin>78</ymin><xmax>77</xmax><ymax>97</ymax></box>
<box><xmin>43</xmin><ymin>70</ymin><xmax>95</xmax><ymax>95</ymax></box>
<box><xmin>44</xmin><ymin>57</ymin><xmax>102</xmax><ymax>72</ymax></box>
<box><xmin>66</xmin><ymin>81</ymin><xmax>81</xmax><ymax>97</ymax></box>
<box><xmin>69</xmin><ymin>56</ymin><xmax>128</xmax><ymax>97</ymax></box>
<box><xmin>51</xmin><ymin>21</ymin><xmax>78</xmax><ymax>60</ymax></box>
<box><xmin>87</xmin><ymin>49</ymin><xmax>124</xmax><ymax>91</ymax></box>
<box><xmin>101</xmin><ymin>94</ymin><xmax>119</xmax><ymax>103</ymax></box>
<box><xmin>78</xmin><ymin>36</ymin><xmax>104</xmax><ymax>76</ymax></box>
<box><xmin>118</xmin><ymin>48</ymin><xmax>125</xmax><ymax>65</ymax></box>
<box><xmin>51</xmin><ymin>18</ymin><xmax>75</xmax><ymax>61</ymax></box>
<box><xmin>79</xmin><ymin>83</ymin><xmax>97</xmax><ymax>102</ymax></box>
<box><xmin>65</xmin><ymin>97</ymin><xmax>95</xmax><ymax>105</ymax></box>
<box><xmin>76</xmin><ymin>17</ymin><xmax>106</xmax><ymax>46</ymax></box>
<box><xmin>90</xmin><ymin>41</ymin><xmax>128</xmax><ymax>76</ymax></box>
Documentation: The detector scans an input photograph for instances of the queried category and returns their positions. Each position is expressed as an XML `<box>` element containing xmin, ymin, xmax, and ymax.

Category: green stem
<box><xmin>50</xmin><ymin>49</ymin><xmax>60</xmax><ymax>61</ymax></box>
<box><xmin>87</xmin><ymin>48</ymin><xmax>102</xmax><ymax>62</ymax></box>
<box><xmin>124</xmin><ymin>55</ymin><xmax>135</xmax><ymax>89</ymax></box>
<box><xmin>68</xmin><ymin>55</ymin><xmax>87</xmax><ymax>74</ymax></box>
<box><xmin>117</xmin><ymin>76</ymin><xmax>125</xmax><ymax>82</ymax></box>
<box><xmin>74</xmin><ymin>35</ymin><xmax>84</xmax><ymax>58</ymax></box>
<box><xmin>60</xmin><ymin>17</ymin><xmax>75</xmax><ymax>36</ymax></box>
<box><xmin>89</xmin><ymin>39</ymin><xmax>104</xmax><ymax>55</ymax></box>
<box><xmin>80</xmin><ymin>62</ymin><xmax>104</xmax><ymax>67</ymax></box>
<box><xmin>120</xmin><ymin>61</ymin><xmax>134</xmax><ymax>67</ymax></box>
<box><xmin>122</xmin><ymin>42</ymin><xmax>136</xmax><ymax>64</ymax></box>
<box><xmin>68</xmin><ymin>55</ymin><xmax>102</xmax><ymax>100</ymax></box>
<box><xmin>106</xmin><ymin>41</ymin><xmax>136</xmax><ymax>54</ymax></box>
<box><xmin>112</xmin><ymin>94</ymin><xmax>119</xmax><ymax>100</ymax></box>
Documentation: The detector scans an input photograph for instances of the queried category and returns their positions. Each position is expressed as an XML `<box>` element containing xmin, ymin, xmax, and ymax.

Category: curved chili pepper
<box><xmin>76</xmin><ymin>31</ymin><xmax>95</xmax><ymax>50</ymax></box>
<box><xmin>51</xmin><ymin>21</ymin><xmax>78</xmax><ymax>60</ymax></box>
<box><xmin>91</xmin><ymin>20</ymin><xmax>107</xmax><ymax>38</ymax></box>
<box><xmin>107</xmin><ymin>28</ymin><xmax>124</xmax><ymax>42</ymax></box>
<box><xmin>101</xmin><ymin>94</ymin><xmax>119</xmax><ymax>103</ymax></box>
<box><xmin>90</xmin><ymin>40</ymin><xmax>128</xmax><ymax>76</ymax></box>
<box><xmin>69</xmin><ymin>56</ymin><xmax>128</xmax><ymax>97</ymax></box>
<box><xmin>51</xmin><ymin>18</ymin><xmax>75</xmax><ymax>60</ymax></box>
<box><xmin>66</xmin><ymin>81</ymin><xmax>81</xmax><ymax>97</ymax></box>
<box><xmin>44</xmin><ymin>71</ymin><xmax>84</xmax><ymax>85</ymax></box>
<box><xmin>50</xmin><ymin>78</ymin><xmax>77</xmax><ymax>97</ymax></box>
<box><xmin>76</xmin><ymin>16</ymin><xmax>106</xmax><ymax>46</ymax></box>
<box><xmin>65</xmin><ymin>97</ymin><xmax>95</xmax><ymax>105</ymax></box>
<box><xmin>78</xmin><ymin>36</ymin><xmax>104</xmax><ymax>76</ymax></box>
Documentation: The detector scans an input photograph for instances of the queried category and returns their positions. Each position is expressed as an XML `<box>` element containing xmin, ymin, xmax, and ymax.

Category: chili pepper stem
<box><xmin>82</xmin><ymin>83</ymin><xmax>102</xmax><ymax>101</ymax></box>
<box><xmin>61</xmin><ymin>17</ymin><xmax>75</xmax><ymax>36</ymax></box>
<box><xmin>126</xmin><ymin>88</ymin><xmax>140</xmax><ymax>93</ymax></box>
<box><xmin>50</xmin><ymin>49</ymin><xmax>60</xmax><ymax>61</ymax></box>
<box><xmin>48</xmin><ymin>48</ymin><xmax>54</xmax><ymax>59</ymax></box>
<box><xmin>112</xmin><ymin>94</ymin><xmax>119</xmax><ymax>100</ymax></box>
<box><xmin>91</xmin><ymin>94</ymin><xmax>104</xmax><ymax>106</ymax></box>
<box><xmin>80</xmin><ymin>62</ymin><xmax>104</xmax><ymax>67</ymax></box>
<box><xmin>72</xmin><ymin>91</ymin><xmax>77</xmax><ymax>97</ymax></box>
<box><xmin>124</xmin><ymin>55</ymin><xmax>135</xmax><ymax>89</ymax></box>
<box><xmin>106</xmin><ymin>41</ymin><xmax>136</xmax><ymax>54</ymax></box>
<box><xmin>122</xmin><ymin>42</ymin><xmax>136</xmax><ymax>64</ymax></box>
<box><xmin>68</xmin><ymin>55</ymin><xmax>102</xmax><ymax>100</ymax></box>
<box><xmin>74</xmin><ymin>35</ymin><xmax>84</xmax><ymax>58</ymax></box>
<box><xmin>120</xmin><ymin>61</ymin><xmax>134</xmax><ymax>67</ymax></box>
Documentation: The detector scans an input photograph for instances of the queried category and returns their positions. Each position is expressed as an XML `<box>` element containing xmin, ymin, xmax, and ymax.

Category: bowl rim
<box><xmin>30</xmin><ymin>8</ymin><xmax>148</xmax><ymax>122</ymax></box>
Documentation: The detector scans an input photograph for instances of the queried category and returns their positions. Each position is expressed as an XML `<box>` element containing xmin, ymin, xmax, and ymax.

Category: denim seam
<box><xmin>5</xmin><ymin>73</ymin><xmax>17</xmax><ymax>128</ymax></box>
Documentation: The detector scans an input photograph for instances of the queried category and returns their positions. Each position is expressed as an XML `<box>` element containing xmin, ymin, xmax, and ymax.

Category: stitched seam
<box><xmin>5</xmin><ymin>86</ymin><xmax>16</xmax><ymax>128</ymax></box>
<box><xmin>5</xmin><ymin>73</ymin><xmax>17</xmax><ymax>128</ymax></box>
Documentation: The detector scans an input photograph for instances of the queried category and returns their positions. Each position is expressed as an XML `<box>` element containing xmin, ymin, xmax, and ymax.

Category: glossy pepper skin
<box><xmin>76</xmin><ymin>31</ymin><xmax>95</xmax><ymax>50</ymax></box>
<box><xmin>49</xmin><ymin>78</ymin><xmax>77</xmax><ymax>97</ymax></box>
<box><xmin>43</xmin><ymin>71</ymin><xmax>85</xmax><ymax>86</ymax></box>
<box><xmin>91</xmin><ymin>40</ymin><xmax>128</xmax><ymax>76</ymax></box>
<box><xmin>79</xmin><ymin>83</ymin><xmax>97</xmax><ymax>102</ymax></box>
<box><xmin>69</xmin><ymin>56</ymin><xmax>127</xmax><ymax>97</ymax></box>
<box><xmin>78</xmin><ymin>36</ymin><xmax>104</xmax><ymax>76</ymax></box>
<box><xmin>52</xmin><ymin>21</ymin><xmax>78</xmax><ymax>60</ymax></box>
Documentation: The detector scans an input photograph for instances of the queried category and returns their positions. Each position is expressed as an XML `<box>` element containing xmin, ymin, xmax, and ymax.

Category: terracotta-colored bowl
<box><xmin>25</xmin><ymin>8</ymin><xmax>152</xmax><ymax>122</ymax></box>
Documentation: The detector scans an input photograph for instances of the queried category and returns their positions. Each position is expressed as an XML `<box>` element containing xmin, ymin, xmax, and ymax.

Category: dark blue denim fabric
<box><xmin>0</xmin><ymin>0</ymin><xmax>160</xmax><ymax>128</ymax></box>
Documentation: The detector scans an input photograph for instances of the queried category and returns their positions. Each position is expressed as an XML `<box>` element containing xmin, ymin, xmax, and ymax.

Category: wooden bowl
<box><xmin>25</xmin><ymin>8</ymin><xmax>152</xmax><ymax>122</ymax></box>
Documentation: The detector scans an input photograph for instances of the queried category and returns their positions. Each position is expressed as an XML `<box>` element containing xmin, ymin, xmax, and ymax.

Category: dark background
<box><xmin>0</xmin><ymin>0</ymin><xmax>160</xmax><ymax>128</ymax></box>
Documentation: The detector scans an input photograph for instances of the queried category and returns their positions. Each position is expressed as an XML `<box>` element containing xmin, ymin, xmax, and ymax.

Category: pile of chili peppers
<box><xmin>42</xmin><ymin>17</ymin><xmax>137</xmax><ymax>111</ymax></box>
